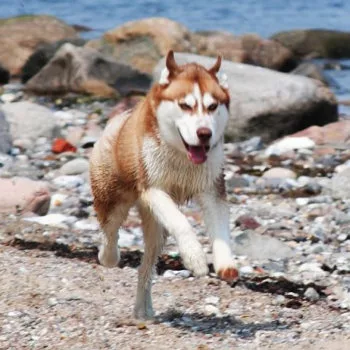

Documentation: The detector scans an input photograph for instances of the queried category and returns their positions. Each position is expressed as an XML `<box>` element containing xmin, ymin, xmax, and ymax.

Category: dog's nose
<box><xmin>196</xmin><ymin>127</ymin><xmax>212</xmax><ymax>144</ymax></box>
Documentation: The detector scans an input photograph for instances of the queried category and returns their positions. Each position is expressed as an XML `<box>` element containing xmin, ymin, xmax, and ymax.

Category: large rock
<box><xmin>1</xmin><ymin>101</ymin><xmax>55</xmax><ymax>148</ymax></box>
<box><xmin>271</xmin><ymin>29</ymin><xmax>350</xmax><ymax>58</ymax></box>
<box><xmin>87</xmin><ymin>17</ymin><xmax>193</xmax><ymax>74</ymax></box>
<box><xmin>21</xmin><ymin>38</ymin><xmax>86</xmax><ymax>83</ymax></box>
<box><xmin>0</xmin><ymin>15</ymin><xmax>78</xmax><ymax>75</ymax></box>
<box><xmin>191</xmin><ymin>31</ymin><xmax>247</xmax><ymax>63</ymax></box>
<box><xmin>187</xmin><ymin>31</ymin><xmax>296</xmax><ymax>71</ymax></box>
<box><xmin>0</xmin><ymin>110</ymin><xmax>12</xmax><ymax>153</ymax></box>
<box><xmin>287</xmin><ymin>120</ymin><xmax>350</xmax><ymax>145</ymax></box>
<box><xmin>154</xmin><ymin>53</ymin><xmax>338</xmax><ymax>142</ymax></box>
<box><xmin>291</xmin><ymin>62</ymin><xmax>329</xmax><ymax>85</ymax></box>
<box><xmin>0</xmin><ymin>177</ymin><xmax>50</xmax><ymax>215</ymax></box>
<box><xmin>240</xmin><ymin>34</ymin><xmax>297</xmax><ymax>71</ymax></box>
<box><xmin>25</xmin><ymin>43</ymin><xmax>151</xmax><ymax>97</ymax></box>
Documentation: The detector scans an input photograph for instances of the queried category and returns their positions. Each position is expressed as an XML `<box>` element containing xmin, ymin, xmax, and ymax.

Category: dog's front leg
<box><xmin>140</xmin><ymin>188</ymin><xmax>208</xmax><ymax>277</ymax></box>
<box><xmin>197</xmin><ymin>191</ymin><xmax>238</xmax><ymax>282</ymax></box>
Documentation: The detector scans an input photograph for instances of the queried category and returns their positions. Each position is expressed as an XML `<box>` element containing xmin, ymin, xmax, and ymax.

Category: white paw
<box><xmin>214</xmin><ymin>261</ymin><xmax>239</xmax><ymax>283</ymax></box>
<box><xmin>98</xmin><ymin>244</ymin><xmax>120</xmax><ymax>268</ymax></box>
<box><xmin>213</xmin><ymin>241</ymin><xmax>238</xmax><ymax>282</ymax></box>
<box><xmin>179</xmin><ymin>240</ymin><xmax>208</xmax><ymax>277</ymax></box>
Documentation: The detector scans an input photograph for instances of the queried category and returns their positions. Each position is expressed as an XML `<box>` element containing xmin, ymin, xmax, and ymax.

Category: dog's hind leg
<box><xmin>134</xmin><ymin>203</ymin><xmax>166</xmax><ymax>319</ymax></box>
<box><xmin>96</xmin><ymin>202</ymin><xmax>132</xmax><ymax>268</ymax></box>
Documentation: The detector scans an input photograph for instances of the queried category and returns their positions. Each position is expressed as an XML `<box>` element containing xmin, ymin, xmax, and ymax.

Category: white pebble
<box><xmin>52</xmin><ymin>175</ymin><xmax>84</xmax><ymax>189</ymax></box>
<box><xmin>304</xmin><ymin>287</ymin><xmax>320</xmax><ymax>301</ymax></box>
<box><xmin>338</xmin><ymin>234</ymin><xmax>348</xmax><ymax>242</ymax></box>
<box><xmin>8</xmin><ymin>311</ymin><xmax>22</xmax><ymax>317</ymax></box>
<box><xmin>205</xmin><ymin>296</ymin><xmax>220</xmax><ymax>305</ymax></box>
<box><xmin>204</xmin><ymin>304</ymin><xmax>220</xmax><ymax>316</ymax></box>
<box><xmin>296</xmin><ymin>197</ymin><xmax>309</xmax><ymax>206</ymax></box>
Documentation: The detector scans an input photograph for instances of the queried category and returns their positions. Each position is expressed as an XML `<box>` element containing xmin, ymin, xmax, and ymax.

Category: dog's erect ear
<box><xmin>209</xmin><ymin>55</ymin><xmax>228</xmax><ymax>89</ymax></box>
<box><xmin>159</xmin><ymin>50</ymin><xmax>179</xmax><ymax>85</ymax></box>
<box><xmin>166</xmin><ymin>50</ymin><xmax>179</xmax><ymax>73</ymax></box>
<box><xmin>208</xmin><ymin>55</ymin><xmax>222</xmax><ymax>75</ymax></box>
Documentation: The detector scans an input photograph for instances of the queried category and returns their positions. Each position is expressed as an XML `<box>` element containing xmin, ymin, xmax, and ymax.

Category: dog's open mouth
<box><xmin>179</xmin><ymin>132</ymin><xmax>210</xmax><ymax>165</ymax></box>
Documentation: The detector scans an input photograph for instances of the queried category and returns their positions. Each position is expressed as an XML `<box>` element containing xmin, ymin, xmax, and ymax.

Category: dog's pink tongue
<box><xmin>187</xmin><ymin>145</ymin><xmax>207</xmax><ymax>164</ymax></box>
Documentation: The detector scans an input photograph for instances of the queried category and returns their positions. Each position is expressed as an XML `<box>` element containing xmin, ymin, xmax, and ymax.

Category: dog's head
<box><xmin>154</xmin><ymin>51</ymin><xmax>230</xmax><ymax>165</ymax></box>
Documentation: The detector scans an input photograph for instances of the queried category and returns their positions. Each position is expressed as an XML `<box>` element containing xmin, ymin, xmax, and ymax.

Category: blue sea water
<box><xmin>1</xmin><ymin>0</ymin><xmax>350</xmax><ymax>39</ymax></box>
<box><xmin>1</xmin><ymin>0</ymin><xmax>350</xmax><ymax>110</ymax></box>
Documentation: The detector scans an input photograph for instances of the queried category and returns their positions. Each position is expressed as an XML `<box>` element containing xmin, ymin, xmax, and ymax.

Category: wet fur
<box><xmin>89</xmin><ymin>52</ymin><xmax>238</xmax><ymax>319</ymax></box>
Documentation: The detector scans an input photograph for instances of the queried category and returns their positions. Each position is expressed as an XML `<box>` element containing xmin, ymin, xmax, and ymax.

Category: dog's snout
<box><xmin>196</xmin><ymin>127</ymin><xmax>212</xmax><ymax>144</ymax></box>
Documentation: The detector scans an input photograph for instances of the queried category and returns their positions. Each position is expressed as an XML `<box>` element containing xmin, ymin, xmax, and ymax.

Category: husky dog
<box><xmin>90</xmin><ymin>51</ymin><xmax>237</xmax><ymax>319</ymax></box>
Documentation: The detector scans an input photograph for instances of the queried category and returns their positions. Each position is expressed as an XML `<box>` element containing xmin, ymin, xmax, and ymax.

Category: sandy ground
<box><xmin>1</xmin><ymin>243</ymin><xmax>350</xmax><ymax>350</ymax></box>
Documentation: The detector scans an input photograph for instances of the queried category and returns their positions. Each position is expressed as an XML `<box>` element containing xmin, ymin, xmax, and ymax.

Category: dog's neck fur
<box><xmin>141</xmin><ymin>135</ymin><xmax>225</xmax><ymax>203</ymax></box>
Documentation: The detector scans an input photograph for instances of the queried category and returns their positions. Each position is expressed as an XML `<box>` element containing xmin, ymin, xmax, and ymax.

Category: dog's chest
<box><xmin>142</xmin><ymin>138</ymin><xmax>222</xmax><ymax>203</ymax></box>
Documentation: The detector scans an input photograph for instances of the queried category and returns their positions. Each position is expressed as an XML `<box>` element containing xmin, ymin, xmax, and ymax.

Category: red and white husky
<box><xmin>90</xmin><ymin>51</ymin><xmax>238</xmax><ymax>319</ymax></box>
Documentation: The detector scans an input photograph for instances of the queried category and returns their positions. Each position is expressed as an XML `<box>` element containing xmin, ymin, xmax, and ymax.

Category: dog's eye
<box><xmin>179</xmin><ymin>102</ymin><xmax>192</xmax><ymax>111</ymax></box>
<box><xmin>207</xmin><ymin>103</ymin><xmax>218</xmax><ymax>112</ymax></box>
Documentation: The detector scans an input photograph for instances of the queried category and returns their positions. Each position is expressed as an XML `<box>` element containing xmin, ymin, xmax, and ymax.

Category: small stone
<box><xmin>304</xmin><ymin>287</ymin><xmax>320</xmax><ymax>301</ymax></box>
<box><xmin>1</xmin><ymin>93</ymin><xmax>16</xmax><ymax>103</ymax></box>
<box><xmin>204</xmin><ymin>304</ymin><xmax>220</xmax><ymax>316</ymax></box>
<box><xmin>59</xmin><ymin>158</ymin><xmax>89</xmax><ymax>175</ymax></box>
<box><xmin>163</xmin><ymin>270</ymin><xmax>176</xmax><ymax>279</ymax></box>
<box><xmin>53</xmin><ymin>110</ymin><xmax>75</xmax><ymax>124</ymax></box>
<box><xmin>296</xmin><ymin>197</ymin><xmax>309</xmax><ymax>206</ymax></box>
<box><xmin>263</xmin><ymin>167</ymin><xmax>297</xmax><ymax>179</ymax></box>
<box><xmin>235</xmin><ymin>214</ymin><xmax>260</xmax><ymax>230</ymax></box>
<box><xmin>226</xmin><ymin>176</ymin><xmax>250</xmax><ymax>188</ymax></box>
<box><xmin>265</xmin><ymin>137</ymin><xmax>315</xmax><ymax>156</ymax></box>
<box><xmin>73</xmin><ymin>218</ymin><xmax>99</xmax><ymax>231</ymax></box>
<box><xmin>48</xmin><ymin>297</ymin><xmax>58</xmax><ymax>306</ymax></box>
<box><xmin>310</xmin><ymin>244</ymin><xmax>325</xmax><ymax>254</ymax></box>
<box><xmin>298</xmin><ymin>262</ymin><xmax>327</xmax><ymax>279</ymax></box>
<box><xmin>273</xmin><ymin>295</ymin><xmax>286</xmax><ymax>306</ymax></box>
<box><xmin>49</xmin><ymin>193</ymin><xmax>68</xmax><ymax>211</ymax></box>
<box><xmin>23</xmin><ymin>213</ymin><xmax>76</xmax><ymax>228</ymax></box>
<box><xmin>309</xmin><ymin>225</ymin><xmax>326</xmax><ymax>242</ymax></box>
<box><xmin>205</xmin><ymin>296</ymin><xmax>220</xmax><ymax>305</ymax></box>
<box><xmin>8</xmin><ymin>311</ymin><xmax>22</xmax><ymax>317</ymax></box>
<box><xmin>52</xmin><ymin>138</ymin><xmax>77</xmax><ymax>154</ymax></box>
<box><xmin>239</xmin><ymin>265</ymin><xmax>254</xmax><ymax>275</ymax></box>
<box><xmin>137</xmin><ymin>322</ymin><xmax>148</xmax><ymax>330</ymax></box>
<box><xmin>174</xmin><ymin>270</ymin><xmax>191</xmax><ymax>278</ymax></box>
<box><xmin>52</xmin><ymin>175</ymin><xmax>84</xmax><ymax>189</ymax></box>
<box><xmin>238</xmin><ymin>136</ymin><xmax>263</xmax><ymax>152</ymax></box>
<box><xmin>338</xmin><ymin>233</ymin><xmax>348</xmax><ymax>242</ymax></box>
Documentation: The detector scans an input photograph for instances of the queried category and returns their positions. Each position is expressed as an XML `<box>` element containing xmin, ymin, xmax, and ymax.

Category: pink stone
<box><xmin>0</xmin><ymin>177</ymin><xmax>51</xmax><ymax>215</ymax></box>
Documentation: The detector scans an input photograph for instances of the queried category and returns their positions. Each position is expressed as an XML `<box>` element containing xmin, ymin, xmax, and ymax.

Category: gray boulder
<box><xmin>271</xmin><ymin>29</ymin><xmax>350</xmax><ymax>59</ymax></box>
<box><xmin>1</xmin><ymin>101</ymin><xmax>55</xmax><ymax>148</ymax></box>
<box><xmin>21</xmin><ymin>38</ymin><xmax>86</xmax><ymax>83</ymax></box>
<box><xmin>0</xmin><ymin>109</ymin><xmax>12</xmax><ymax>153</ymax></box>
<box><xmin>154</xmin><ymin>53</ymin><xmax>338</xmax><ymax>142</ymax></box>
<box><xmin>291</xmin><ymin>62</ymin><xmax>330</xmax><ymax>85</ymax></box>
<box><xmin>25</xmin><ymin>43</ymin><xmax>152</xmax><ymax>98</ymax></box>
